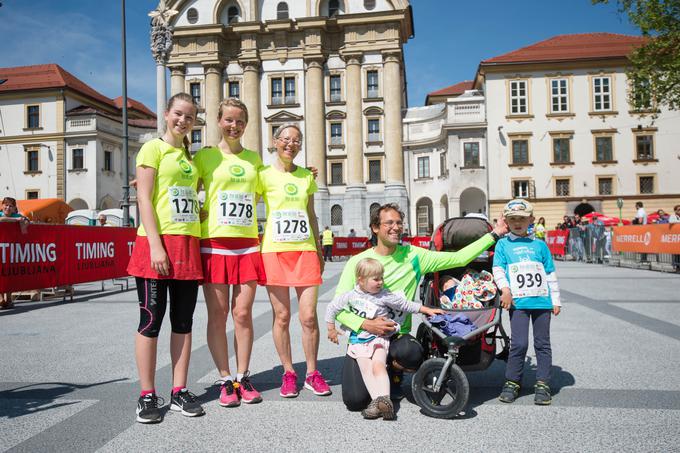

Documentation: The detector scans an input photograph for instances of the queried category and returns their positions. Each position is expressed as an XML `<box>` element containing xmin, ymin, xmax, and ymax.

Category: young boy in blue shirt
<box><xmin>493</xmin><ymin>199</ymin><xmax>562</xmax><ymax>405</ymax></box>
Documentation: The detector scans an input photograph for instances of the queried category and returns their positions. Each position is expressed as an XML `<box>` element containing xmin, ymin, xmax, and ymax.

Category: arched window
<box><xmin>364</xmin><ymin>0</ymin><xmax>376</xmax><ymax>10</ymax></box>
<box><xmin>328</xmin><ymin>0</ymin><xmax>340</xmax><ymax>16</ymax></box>
<box><xmin>370</xmin><ymin>202</ymin><xmax>381</xmax><ymax>220</ymax></box>
<box><xmin>276</xmin><ymin>2</ymin><xmax>289</xmax><ymax>19</ymax></box>
<box><xmin>187</xmin><ymin>7</ymin><xmax>199</xmax><ymax>24</ymax></box>
<box><xmin>227</xmin><ymin>5</ymin><xmax>240</xmax><ymax>23</ymax></box>
<box><xmin>331</xmin><ymin>204</ymin><xmax>343</xmax><ymax>226</ymax></box>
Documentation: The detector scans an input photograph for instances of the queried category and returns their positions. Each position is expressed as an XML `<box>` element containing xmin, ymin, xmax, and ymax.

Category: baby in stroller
<box><xmin>325</xmin><ymin>258</ymin><xmax>443</xmax><ymax>420</ymax></box>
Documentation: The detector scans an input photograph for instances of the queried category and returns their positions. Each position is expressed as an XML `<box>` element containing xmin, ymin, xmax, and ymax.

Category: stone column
<box><xmin>169</xmin><ymin>64</ymin><xmax>186</xmax><ymax>96</ymax></box>
<box><xmin>304</xmin><ymin>56</ymin><xmax>329</xmax><ymax>227</ymax></box>
<box><xmin>382</xmin><ymin>51</ymin><xmax>408</xmax><ymax>210</ymax></box>
<box><xmin>204</xmin><ymin>64</ymin><xmax>223</xmax><ymax>147</ymax></box>
<box><xmin>241</xmin><ymin>61</ymin><xmax>262</xmax><ymax>154</ymax></box>
<box><xmin>156</xmin><ymin>64</ymin><xmax>167</xmax><ymax>134</ymax></box>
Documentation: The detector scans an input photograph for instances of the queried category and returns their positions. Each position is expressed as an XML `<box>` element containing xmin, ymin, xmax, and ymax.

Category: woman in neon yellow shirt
<box><xmin>194</xmin><ymin>99</ymin><xmax>265</xmax><ymax>407</ymax></box>
<box><xmin>259</xmin><ymin>123</ymin><xmax>330</xmax><ymax>398</ymax></box>
<box><xmin>127</xmin><ymin>93</ymin><xmax>204</xmax><ymax>423</ymax></box>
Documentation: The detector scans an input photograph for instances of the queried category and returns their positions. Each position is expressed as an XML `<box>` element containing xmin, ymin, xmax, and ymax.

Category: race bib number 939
<box><xmin>508</xmin><ymin>261</ymin><xmax>548</xmax><ymax>298</ymax></box>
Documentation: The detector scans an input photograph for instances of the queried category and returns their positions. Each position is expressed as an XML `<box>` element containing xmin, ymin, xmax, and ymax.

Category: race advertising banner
<box><xmin>401</xmin><ymin>236</ymin><xmax>432</xmax><ymax>249</ymax></box>
<box><xmin>612</xmin><ymin>224</ymin><xmax>680</xmax><ymax>254</ymax></box>
<box><xmin>0</xmin><ymin>223</ymin><xmax>137</xmax><ymax>292</ymax></box>
<box><xmin>546</xmin><ymin>230</ymin><xmax>569</xmax><ymax>256</ymax></box>
<box><xmin>332</xmin><ymin>237</ymin><xmax>370</xmax><ymax>256</ymax></box>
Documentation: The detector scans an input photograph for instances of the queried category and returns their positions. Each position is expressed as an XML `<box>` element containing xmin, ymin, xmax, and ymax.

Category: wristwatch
<box><xmin>490</xmin><ymin>231</ymin><xmax>501</xmax><ymax>242</ymax></box>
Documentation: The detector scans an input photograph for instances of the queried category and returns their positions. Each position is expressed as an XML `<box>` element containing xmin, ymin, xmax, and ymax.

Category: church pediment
<box><xmin>264</xmin><ymin>110</ymin><xmax>303</xmax><ymax>122</ymax></box>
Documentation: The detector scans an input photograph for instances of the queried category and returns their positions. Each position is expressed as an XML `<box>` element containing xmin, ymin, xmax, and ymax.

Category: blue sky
<box><xmin>0</xmin><ymin>0</ymin><xmax>639</xmax><ymax>111</ymax></box>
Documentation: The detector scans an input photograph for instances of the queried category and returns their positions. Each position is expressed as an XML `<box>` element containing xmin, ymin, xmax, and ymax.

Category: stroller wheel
<box><xmin>411</xmin><ymin>358</ymin><xmax>469</xmax><ymax>419</ymax></box>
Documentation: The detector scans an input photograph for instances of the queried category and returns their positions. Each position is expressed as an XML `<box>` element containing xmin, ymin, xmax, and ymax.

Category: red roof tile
<box><xmin>113</xmin><ymin>96</ymin><xmax>157</xmax><ymax>119</ymax></box>
<box><xmin>428</xmin><ymin>80</ymin><xmax>474</xmax><ymax>97</ymax></box>
<box><xmin>482</xmin><ymin>33</ymin><xmax>646</xmax><ymax>65</ymax></box>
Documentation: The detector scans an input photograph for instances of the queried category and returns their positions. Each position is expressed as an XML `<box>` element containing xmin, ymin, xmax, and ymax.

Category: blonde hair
<box><xmin>218</xmin><ymin>98</ymin><xmax>249</xmax><ymax>123</ymax></box>
<box><xmin>355</xmin><ymin>258</ymin><xmax>384</xmax><ymax>280</ymax></box>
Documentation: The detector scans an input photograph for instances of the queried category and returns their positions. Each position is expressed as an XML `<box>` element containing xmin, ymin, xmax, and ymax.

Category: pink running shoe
<box><xmin>237</xmin><ymin>371</ymin><xmax>262</xmax><ymax>404</ymax></box>
<box><xmin>304</xmin><ymin>370</ymin><xmax>332</xmax><ymax>396</ymax></box>
<box><xmin>217</xmin><ymin>379</ymin><xmax>240</xmax><ymax>407</ymax></box>
<box><xmin>280</xmin><ymin>371</ymin><xmax>299</xmax><ymax>398</ymax></box>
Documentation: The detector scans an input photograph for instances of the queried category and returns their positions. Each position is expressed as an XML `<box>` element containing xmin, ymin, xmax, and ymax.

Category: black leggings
<box><xmin>135</xmin><ymin>277</ymin><xmax>199</xmax><ymax>338</ymax></box>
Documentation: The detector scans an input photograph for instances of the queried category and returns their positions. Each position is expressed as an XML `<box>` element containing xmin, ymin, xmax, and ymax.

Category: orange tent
<box><xmin>17</xmin><ymin>198</ymin><xmax>73</xmax><ymax>224</ymax></box>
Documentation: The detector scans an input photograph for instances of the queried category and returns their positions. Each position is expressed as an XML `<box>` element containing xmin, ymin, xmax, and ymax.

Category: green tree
<box><xmin>593</xmin><ymin>0</ymin><xmax>680</xmax><ymax>110</ymax></box>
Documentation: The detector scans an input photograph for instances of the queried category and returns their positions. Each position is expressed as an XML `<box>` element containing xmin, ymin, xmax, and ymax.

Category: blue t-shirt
<box><xmin>0</xmin><ymin>212</ymin><xmax>21</xmax><ymax>218</ymax></box>
<box><xmin>493</xmin><ymin>236</ymin><xmax>555</xmax><ymax>309</ymax></box>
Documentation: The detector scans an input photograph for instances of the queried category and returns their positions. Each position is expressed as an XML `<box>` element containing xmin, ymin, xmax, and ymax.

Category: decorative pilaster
<box><xmin>343</xmin><ymin>54</ymin><xmax>364</xmax><ymax>187</ymax></box>
<box><xmin>383</xmin><ymin>51</ymin><xmax>405</xmax><ymax>186</ymax></box>
<box><xmin>204</xmin><ymin>64</ymin><xmax>224</xmax><ymax>146</ymax></box>
<box><xmin>169</xmin><ymin>64</ymin><xmax>186</xmax><ymax>96</ymax></box>
<box><xmin>241</xmin><ymin>61</ymin><xmax>262</xmax><ymax>154</ymax></box>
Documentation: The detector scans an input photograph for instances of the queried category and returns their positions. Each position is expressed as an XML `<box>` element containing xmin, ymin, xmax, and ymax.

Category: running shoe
<box><xmin>280</xmin><ymin>370</ymin><xmax>299</xmax><ymax>398</ymax></box>
<box><xmin>304</xmin><ymin>370</ymin><xmax>331</xmax><ymax>396</ymax></box>
<box><xmin>534</xmin><ymin>381</ymin><xmax>552</xmax><ymax>405</ymax></box>
<box><xmin>136</xmin><ymin>393</ymin><xmax>163</xmax><ymax>424</ymax></box>
<box><xmin>498</xmin><ymin>380</ymin><xmax>521</xmax><ymax>403</ymax></box>
<box><xmin>237</xmin><ymin>371</ymin><xmax>262</xmax><ymax>404</ymax></box>
<box><xmin>217</xmin><ymin>379</ymin><xmax>240</xmax><ymax>407</ymax></box>
<box><xmin>169</xmin><ymin>389</ymin><xmax>205</xmax><ymax>417</ymax></box>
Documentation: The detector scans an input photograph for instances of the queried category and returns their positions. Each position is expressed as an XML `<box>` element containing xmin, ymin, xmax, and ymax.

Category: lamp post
<box><xmin>616</xmin><ymin>197</ymin><xmax>624</xmax><ymax>226</ymax></box>
<box><xmin>121</xmin><ymin>0</ymin><xmax>130</xmax><ymax>226</ymax></box>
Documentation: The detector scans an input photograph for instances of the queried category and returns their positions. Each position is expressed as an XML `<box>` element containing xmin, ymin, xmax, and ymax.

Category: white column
<box><xmin>204</xmin><ymin>64</ymin><xmax>223</xmax><ymax>147</ymax></box>
<box><xmin>156</xmin><ymin>63</ymin><xmax>167</xmax><ymax>134</ymax></box>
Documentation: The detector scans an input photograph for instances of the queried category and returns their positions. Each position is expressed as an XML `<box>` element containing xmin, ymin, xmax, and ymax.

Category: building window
<box><xmin>509</xmin><ymin>80</ymin><xmax>528</xmax><ymax>114</ymax></box>
<box><xmin>598</xmin><ymin>177</ymin><xmax>613</xmax><ymax>195</ymax></box>
<box><xmin>26</xmin><ymin>190</ymin><xmax>39</xmax><ymax>200</ymax></box>
<box><xmin>227</xmin><ymin>5</ymin><xmax>240</xmax><ymax>23</ymax></box>
<box><xmin>417</xmin><ymin>156</ymin><xmax>430</xmax><ymax>178</ymax></box>
<box><xmin>550</xmin><ymin>78</ymin><xmax>569</xmax><ymax>113</ymax></box>
<box><xmin>191</xmin><ymin>130</ymin><xmax>202</xmax><ymax>152</ymax></box>
<box><xmin>27</xmin><ymin>105</ymin><xmax>40</xmax><ymax>128</ymax></box>
<box><xmin>271</xmin><ymin>77</ymin><xmax>296</xmax><ymax>105</ymax></box>
<box><xmin>328</xmin><ymin>0</ymin><xmax>340</xmax><ymax>16</ymax></box>
<box><xmin>636</xmin><ymin>135</ymin><xmax>654</xmax><ymax>160</ymax></box>
<box><xmin>271</xmin><ymin>78</ymin><xmax>283</xmax><ymax>104</ymax></box>
<box><xmin>367</xmin><ymin>71</ymin><xmax>379</xmax><ymax>98</ymax></box>
<box><xmin>190</xmin><ymin>82</ymin><xmax>201</xmax><ymax>106</ymax></box>
<box><xmin>368</xmin><ymin>159</ymin><xmax>381</xmax><ymax>183</ymax></box>
<box><xmin>367</xmin><ymin>119</ymin><xmax>380</xmax><ymax>142</ymax></box>
<box><xmin>331</xmin><ymin>204</ymin><xmax>343</xmax><ymax>226</ymax></box>
<box><xmin>595</xmin><ymin>136</ymin><xmax>613</xmax><ymax>162</ymax></box>
<box><xmin>553</xmin><ymin>138</ymin><xmax>571</xmax><ymax>163</ymax></box>
<box><xmin>72</xmin><ymin>148</ymin><xmax>84</xmax><ymax>170</ymax></box>
<box><xmin>463</xmin><ymin>142</ymin><xmax>480</xmax><ymax>167</ymax></box>
<box><xmin>330</xmin><ymin>122</ymin><xmax>342</xmax><ymax>145</ymax></box>
<box><xmin>639</xmin><ymin>175</ymin><xmax>654</xmax><ymax>194</ymax></box>
<box><xmin>285</xmin><ymin>77</ymin><xmax>296</xmax><ymax>104</ymax></box>
<box><xmin>511</xmin><ymin>139</ymin><xmax>529</xmax><ymax>164</ymax></box>
<box><xmin>364</xmin><ymin>0</ymin><xmax>376</xmax><ymax>10</ymax></box>
<box><xmin>26</xmin><ymin>148</ymin><xmax>39</xmax><ymax>172</ymax></box>
<box><xmin>439</xmin><ymin>151</ymin><xmax>448</xmax><ymax>177</ymax></box>
<box><xmin>513</xmin><ymin>180</ymin><xmax>531</xmax><ymax>198</ymax></box>
<box><xmin>632</xmin><ymin>78</ymin><xmax>652</xmax><ymax>110</ymax></box>
<box><xmin>329</xmin><ymin>75</ymin><xmax>342</xmax><ymax>102</ymax></box>
<box><xmin>330</xmin><ymin>162</ymin><xmax>343</xmax><ymax>185</ymax></box>
<box><xmin>555</xmin><ymin>179</ymin><xmax>570</xmax><ymax>197</ymax></box>
<box><xmin>276</xmin><ymin>2</ymin><xmax>289</xmax><ymax>19</ymax></box>
<box><xmin>104</xmin><ymin>150</ymin><xmax>113</xmax><ymax>172</ymax></box>
<box><xmin>369</xmin><ymin>202</ymin><xmax>381</xmax><ymax>219</ymax></box>
<box><xmin>187</xmin><ymin>7</ymin><xmax>199</xmax><ymax>23</ymax></box>
<box><xmin>228</xmin><ymin>81</ymin><xmax>240</xmax><ymax>99</ymax></box>
<box><xmin>593</xmin><ymin>76</ymin><xmax>612</xmax><ymax>111</ymax></box>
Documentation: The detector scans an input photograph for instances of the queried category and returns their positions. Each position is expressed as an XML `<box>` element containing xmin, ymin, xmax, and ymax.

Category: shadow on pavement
<box><xmin>0</xmin><ymin>287</ymin><xmax>137</xmax><ymax>317</ymax></box>
<box><xmin>0</xmin><ymin>379</ymin><xmax>128</xmax><ymax>419</ymax></box>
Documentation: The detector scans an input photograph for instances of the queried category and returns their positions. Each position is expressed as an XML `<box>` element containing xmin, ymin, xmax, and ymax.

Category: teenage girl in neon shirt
<box><xmin>259</xmin><ymin>123</ymin><xmax>331</xmax><ymax>398</ymax></box>
<box><xmin>127</xmin><ymin>93</ymin><xmax>204</xmax><ymax>423</ymax></box>
<box><xmin>194</xmin><ymin>98</ymin><xmax>265</xmax><ymax>407</ymax></box>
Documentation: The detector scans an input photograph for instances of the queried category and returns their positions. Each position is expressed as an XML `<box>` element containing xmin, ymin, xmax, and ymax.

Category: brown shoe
<box><xmin>375</xmin><ymin>395</ymin><xmax>396</xmax><ymax>420</ymax></box>
<box><xmin>361</xmin><ymin>399</ymin><xmax>381</xmax><ymax>419</ymax></box>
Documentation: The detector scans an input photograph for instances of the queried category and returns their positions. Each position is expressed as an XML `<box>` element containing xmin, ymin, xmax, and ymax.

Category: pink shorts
<box><xmin>262</xmin><ymin>251</ymin><xmax>322</xmax><ymax>287</ymax></box>
<box><xmin>127</xmin><ymin>235</ymin><xmax>202</xmax><ymax>280</ymax></box>
<box><xmin>346</xmin><ymin>337</ymin><xmax>391</xmax><ymax>359</ymax></box>
<box><xmin>200</xmin><ymin>237</ymin><xmax>266</xmax><ymax>285</ymax></box>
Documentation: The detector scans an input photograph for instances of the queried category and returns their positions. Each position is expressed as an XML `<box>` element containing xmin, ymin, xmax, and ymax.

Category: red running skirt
<box><xmin>200</xmin><ymin>237</ymin><xmax>266</xmax><ymax>285</ymax></box>
<box><xmin>127</xmin><ymin>234</ymin><xmax>202</xmax><ymax>280</ymax></box>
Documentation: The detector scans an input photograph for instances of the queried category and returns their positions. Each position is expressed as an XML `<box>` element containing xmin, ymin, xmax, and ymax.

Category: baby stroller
<box><xmin>412</xmin><ymin>217</ymin><xmax>509</xmax><ymax>418</ymax></box>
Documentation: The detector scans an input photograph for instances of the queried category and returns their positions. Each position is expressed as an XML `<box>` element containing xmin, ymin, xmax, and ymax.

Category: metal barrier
<box><xmin>565</xmin><ymin>225</ymin><xmax>608</xmax><ymax>263</ymax></box>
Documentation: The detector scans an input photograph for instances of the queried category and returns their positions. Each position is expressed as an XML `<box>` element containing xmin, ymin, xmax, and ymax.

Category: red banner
<box><xmin>546</xmin><ymin>230</ymin><xmax>569</xmax><ymax>256</ymax></box>
<box><xmin>0</xmin><ymin>223</ymin><xmax>137</xmax><ymax>292</ymax></box>
<box><xmin>612</xmin><ymin>224</ymin><xmax>680</xmax><ymax>254</ymax></box>
<box><xmin>401</xmin><ymin>236</ymin><xmax>432</xmax><ymax>249</ymax></box>
<box><xmin>332</xmin><ymin>237</ymin><xmax>371</xmax><ymax>256</ymax></box>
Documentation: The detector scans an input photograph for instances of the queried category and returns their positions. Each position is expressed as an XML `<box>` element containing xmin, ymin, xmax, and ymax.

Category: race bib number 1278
<box><xmin>168</xmin><ymin>186</ymin><xmax>199</xmax><ymax>223</ymax></box>
<box><xmin>272</xmin><ymin>209</ymin><xmax>310</xmax><ymax>242</ymax></box>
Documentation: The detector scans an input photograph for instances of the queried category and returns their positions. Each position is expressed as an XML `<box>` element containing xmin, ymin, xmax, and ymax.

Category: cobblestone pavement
<box><xmin>1</xmin><ymin>261</ymin><xmax>679</xmax><ymax>452</ymax></box>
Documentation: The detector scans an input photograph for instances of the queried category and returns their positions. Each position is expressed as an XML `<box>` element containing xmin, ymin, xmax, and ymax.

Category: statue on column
<box><xmin>149</xmin><ymin>0</ymin><xmax>178</xmax><ymax>64</ymax></box>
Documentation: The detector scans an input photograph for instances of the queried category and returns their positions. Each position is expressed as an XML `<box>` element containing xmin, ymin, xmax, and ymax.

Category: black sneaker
<box><xmin>136</xmin><ymin>393</ymin><xmax>163</xmax><ymax>424</ymax></box>
<box><xmin>498</xmin><ymin>380</ymin><xmax>521</xmax><ymax>403</ymax></box>
<box><xmin>534</xmin><ymin>381</ymin><xmax>552</xmax><ymax>405</ymax></box>
<box><xmin>170</xmin><ymin>389</ymin><xmax>205</xmax><ymax>417</ymax></box>
<box><xmin>389</xmin><ymin>369</ymin><xmax>405</xmax><ymax>401</ymax></box>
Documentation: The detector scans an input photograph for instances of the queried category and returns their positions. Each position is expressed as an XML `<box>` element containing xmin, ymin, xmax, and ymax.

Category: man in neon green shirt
<box><xmin>335</xmin><ymin>203</ymin><xmax>508</xmax><ymax>410</ymax></box>
<box><xmin>321</xmin><ymin>226</ymin><xmax>334</xmax><ymax>262</ymax></box>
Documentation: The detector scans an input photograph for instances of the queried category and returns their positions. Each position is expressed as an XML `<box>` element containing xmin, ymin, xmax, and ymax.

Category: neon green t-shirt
<box><xmin>258</xmin><ymin>165</ymin><xmax>318</xmax><ymax>253</ymax></box>
<box><xmin>194</xmin><ymin>147</ymin><xmax>262</xmax><ymax>239</ymax></box>
<box><xmin>335</xmin><ymin>234</ymin><xmax>496</xmax><ymax>333</ymax></box>
<box><xmin>136</xmin><ymin>138</ymin><xmax>200</xmax><ymax>237</ymax></box>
